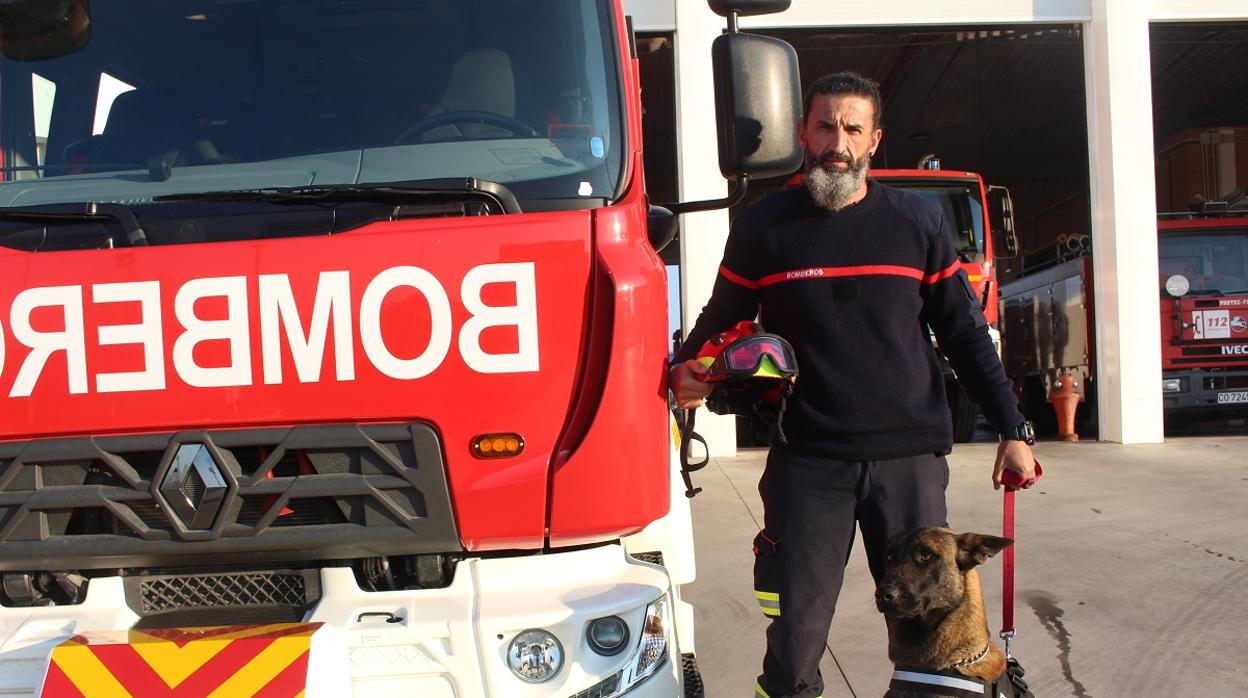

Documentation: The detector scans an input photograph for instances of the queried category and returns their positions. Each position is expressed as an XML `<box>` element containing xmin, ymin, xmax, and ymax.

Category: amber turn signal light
<box><xmin>472</xmin><ymin>433</ymin><xmax>525</xmax><ymax>459</ymax></box>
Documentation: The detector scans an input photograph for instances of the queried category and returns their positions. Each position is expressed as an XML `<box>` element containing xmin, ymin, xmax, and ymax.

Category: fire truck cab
<box><xmin>0</xmin><ymin>1</ymin><xmax>801</xmax><ymax>695</ymax></box>
<box><xmin>1157</xmin><ymin>212</ymin><xmax>1248</xmax><ymax>417</ymax></box>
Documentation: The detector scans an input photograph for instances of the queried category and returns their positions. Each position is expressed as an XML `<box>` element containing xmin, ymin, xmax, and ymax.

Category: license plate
<box><xmin>1217</xmin><ymin>391</ymin><xmax>1248</xmax><ymax>404</ymax></box>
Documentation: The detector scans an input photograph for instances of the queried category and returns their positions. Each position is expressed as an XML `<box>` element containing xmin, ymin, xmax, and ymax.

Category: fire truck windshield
<box><xmin>1159</xmin><ymin>231</ymin><xmax>1248</xmax><ymax>295</ymax></box>
<box><xmin>0</xmin><ymin>0</ymin><xmax>623</xmax><ymax>211</ymax></box>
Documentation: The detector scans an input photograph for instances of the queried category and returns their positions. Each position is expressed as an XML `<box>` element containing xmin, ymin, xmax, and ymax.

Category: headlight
<box><xmin>507</xmin><ymin>629</ymin><xmax>563</xmax><ymax>683</ymax></box>
<box><xmin>574</xmin><ymin>594</ymin><xmax>674</xmax><ymax>697</ymax></box>
<box><xmin>1162</xmin><ymin>378</ymin><xmax>1184</xmax><ymax>393</ymax></box>
<box><xmin>587</xmin><ymin>616</ymin><xmax>629</xmax><ymax>656</ymax></box>
<box><xmin>625</xmin><ymin>594</ymin><xmax>670</xmax><ymax>686</ymax></box>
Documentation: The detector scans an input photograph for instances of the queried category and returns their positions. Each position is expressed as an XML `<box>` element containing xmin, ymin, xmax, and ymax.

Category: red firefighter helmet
<box><xmin>694</xmin><ymin>321</ymin><xmax>798</xmax><ymax>441</ymax></box>
<box><xmin>675</xmin><ymin>322</ymin><xmax>799</xmax><ymax>497</ymax></box>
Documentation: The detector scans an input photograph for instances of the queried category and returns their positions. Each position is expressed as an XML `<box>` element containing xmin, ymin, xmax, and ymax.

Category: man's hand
<box><xmin>669</xmin><ymin>359</ymin><xmax>712</xmax><ymax>409</ymax></box>
<box><xmin>992</xmin><ymin>439</ymin><xmax>1037</xmax><ymax>490</ymax></box>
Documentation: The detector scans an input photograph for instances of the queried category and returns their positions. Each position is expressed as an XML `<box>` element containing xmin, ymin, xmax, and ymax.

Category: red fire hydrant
<box><xmin>1050</xmin><ymin>375</ymin><xmax>1080</xmax><ymax>442</ymax></box>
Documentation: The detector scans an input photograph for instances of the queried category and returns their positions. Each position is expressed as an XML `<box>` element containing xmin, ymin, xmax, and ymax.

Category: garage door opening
<box><xmin>1151</xmin><ymin>22</ymin><xmax>1248</xmax><ymax>215</ymax></box>
<box><xmin>750</xmin><ymin>25</ymin><xmax>1092</xmax><ymax>284</ymax></box>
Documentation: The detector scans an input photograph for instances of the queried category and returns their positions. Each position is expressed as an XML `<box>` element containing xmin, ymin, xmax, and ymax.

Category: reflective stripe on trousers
<box><xmin>755</xmin><ymin>590</ymin><xmax>781</xmax><ymax>617</ymax></box>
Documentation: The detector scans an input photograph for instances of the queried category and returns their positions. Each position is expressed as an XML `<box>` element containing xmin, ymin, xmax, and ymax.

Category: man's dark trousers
<box><xmin>752</xmin><ymin>447</ymin><xmax>949</xmax><ymax>698</ymax></box>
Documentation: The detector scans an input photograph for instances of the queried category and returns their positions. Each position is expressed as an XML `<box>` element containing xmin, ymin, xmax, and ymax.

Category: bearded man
<box><xmin>667</xmin><ymin>72</ymin><xmax>1037</xmax><ymax>698</ymax></box>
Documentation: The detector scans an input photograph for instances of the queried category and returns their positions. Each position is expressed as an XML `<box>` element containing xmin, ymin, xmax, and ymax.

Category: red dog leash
<box><xmin>1000</xmin><ymin>461</ymin><xmax>1043</xmax><ymax>658</ymax></box>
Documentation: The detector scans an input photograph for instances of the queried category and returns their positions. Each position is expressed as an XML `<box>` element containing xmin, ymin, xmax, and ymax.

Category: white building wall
<box><xmin>738</xmin><ymin>0</ymin><xmax>1091</xmax><ymax>27</ymax></box>
<box><xmin>670</xmin><ymin>0</ymin><xmax>738</xmax><ymax>455</ymax></box>
<box><xmin>624</xmin><ymin>1</ymin><xmax>1248</xmax><ymax>28</ymax></box>
<box><xmin>1083</xmin><ymin>0</ymin><xmax>1164</xmax><ymax>443</ymax></box>
<box><xmin>1149</xmin><ymin>1</ymin><xmax>1248</xmax><ymax>21</ymax></box>
<box><xmin>623</xmin><ymin>0</ymin><xmax>1247</xmax><ymax>449</ymax></box>
<box><xmin>626</xmin><ymin>0</ymin><xmax>675</xmax><ymax>30</ymax></box>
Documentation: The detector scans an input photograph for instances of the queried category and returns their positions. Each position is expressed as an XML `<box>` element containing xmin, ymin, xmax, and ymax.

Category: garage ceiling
<box><xmin>768</xmin><ymin>25</ymin><xmax>1088</xmax><ymax>180</ymax></box>
<box><xmin>744</xmin><ymin>23</ymin><xmax>1248</xmax><ymax>265</ymax></box>
<box><xmin>765</xmin><ymin>23</ymin><xmax>1248</xmax><ymax>181</ymax></box>
<box><xmin>1151</xmin><ymin>23</ymin><xmax>1248</xmax><ymax>142</ymax></box>
<box><xmin>638</xmin><ymin>22</ymin><xmax>1248</xmax><ymax>266</ymax></box>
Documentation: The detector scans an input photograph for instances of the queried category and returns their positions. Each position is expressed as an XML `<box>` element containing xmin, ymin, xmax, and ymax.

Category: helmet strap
<box><xmin>753</xmin><ymin>383</ymin><xmax>793</xmax><ymax>446</ymax></box>
<box><xmin>677</xmin><ymin>408</ymin><xmax>709</xmax><ymax>498</ymax></box>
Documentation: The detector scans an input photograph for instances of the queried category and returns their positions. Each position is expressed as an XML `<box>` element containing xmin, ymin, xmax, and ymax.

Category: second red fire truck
<box><xmin>1001</xmin><ymin>209</ymin><xmax>1248</xmax><ymax>434</ymax></box>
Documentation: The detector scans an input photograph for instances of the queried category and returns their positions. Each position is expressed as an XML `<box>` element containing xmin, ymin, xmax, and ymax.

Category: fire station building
<box><xmin>626</xmin><ymin>0</ymin><xmax>1248</xmax><ymax>453</ymax></box>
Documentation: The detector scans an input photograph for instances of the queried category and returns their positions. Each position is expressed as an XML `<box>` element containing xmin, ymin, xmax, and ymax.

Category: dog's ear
<box><xmin>955</xmin><ymin>533</ymin><xmax>1014</xmax><ymax>571</ymax></box>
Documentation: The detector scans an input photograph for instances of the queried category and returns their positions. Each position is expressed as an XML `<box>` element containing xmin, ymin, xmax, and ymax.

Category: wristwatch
<box><xmin>999</xmin><ymin>420</ymin><xmax>1035</xmax><ymax>445</ymax></box>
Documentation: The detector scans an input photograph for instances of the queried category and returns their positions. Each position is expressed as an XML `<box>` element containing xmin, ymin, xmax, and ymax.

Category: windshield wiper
<box><xmin>155</xmin><ymin>177</ymin><xmax>521</xmax><ymax>214</ymax></box>
<box><xmin>0</xmin><ymin>202</ymin><xmax>149</xmax><ymax>247</ymax></box>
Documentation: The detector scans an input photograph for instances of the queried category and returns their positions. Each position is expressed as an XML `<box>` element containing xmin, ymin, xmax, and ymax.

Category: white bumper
<box><xmin>0</xmin><ymin>545</ymin><xmax>681</xmax><ymax>697</ymax></box>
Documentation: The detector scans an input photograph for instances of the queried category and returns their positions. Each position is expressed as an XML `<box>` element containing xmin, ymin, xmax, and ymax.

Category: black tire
<box><xmin>682</xmin><ymin>653</ymin><xmax>705</xmax><ymax>698</ymax></box>
<box><xmin>948</xmin><ymin>382</ymin><xmax>979</xmax><ymax>443</ymax></box>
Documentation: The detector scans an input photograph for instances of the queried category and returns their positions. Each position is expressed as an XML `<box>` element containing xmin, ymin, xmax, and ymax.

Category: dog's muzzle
<box><xmin>875</xmin><ymin>583</ymin><xmax>904</xmax><ymax>614</ymax></box>
<box><xmin>875</xmin><ymin>582</ymin><xmax>924</xmax><ymax>618</ymax></box>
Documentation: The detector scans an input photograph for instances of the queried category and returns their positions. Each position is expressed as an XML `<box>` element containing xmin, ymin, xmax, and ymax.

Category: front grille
<box><xmin>127</xmin><ymin>570</ymin><xmax>317</xmax><ymax>615</ymax></box>
<box><xmin>137</xmin><ymin>571</ymin><xmax>309</xmax><ymax>614</ymax></box>
<box><xmin>1204</xmin><ymin>374</ymin><xmax>1248</xmax><ymax>390</ymax></box>
<box><xmin>1171</xmin><ymin>356</ymin><xmax>1248</xmax><ymax>365</ymax></box>
<box><xmin>123</xmin><ymin>569</ymin><xmax>321</xmax><ymax>628</ymax></box>
<box><xmin>630</xmin><ymin>551</ymin><xmax>664</xmax><ymax>566</ymax></box>
<box><xmin>0</xmin><ymin>423</ymin><xmax>459</xmax><ymax>571</ymax></box>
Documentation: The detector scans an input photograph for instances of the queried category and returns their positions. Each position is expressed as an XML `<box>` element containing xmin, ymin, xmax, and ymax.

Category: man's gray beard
<box><xmin>806</xmin><ymin>156</ymin><xmax>869</xmax><ymax>211</ymax></box>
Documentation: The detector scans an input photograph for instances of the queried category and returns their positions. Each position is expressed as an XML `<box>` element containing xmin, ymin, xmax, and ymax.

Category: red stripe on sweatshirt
<box><xmin>718</xmin><ymin>265</ymin><xmax>760</xmax><ymax>289</ymax></box>
<box><xmin>756</xmin><ymin>265</ymin><xmax>924</xmax><ymax>288</ymax></box>
<box><xmin>722</xmin><ymin>262</ymin><xmax>961</xmax><ymax>289</ymax></box>
<box><xmin>921</xmin><ymin>261</ymin><xmax>962</xmax><ymax>285</ymax></box>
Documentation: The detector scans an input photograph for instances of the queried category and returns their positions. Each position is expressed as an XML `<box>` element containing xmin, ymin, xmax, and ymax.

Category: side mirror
<box><xmin>987</xmin><ymin>185</ymin><xmax>1019</xmax><ymax>260</ymax></box>
<box><xmin>0</xmin><ymin>0</ymin><xmax>91</xmax><ymax>61</ymax></box>
<box><xmin>663</xmin><ymin>0</ymin><xmax>799</xmax><ymax>216</ymax></box>
<box><xmin>647</xmin><ymin>205</ymin><xmax>678</xmax><ymax>252</ymax></box>
<box><xmin>712</xmin><ymin>31</ymin><xmax>802</xmax><ymax>181</ymax></box>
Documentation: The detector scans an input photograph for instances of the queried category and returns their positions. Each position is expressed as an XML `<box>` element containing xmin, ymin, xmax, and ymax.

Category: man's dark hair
<box><xmin>803</xmin><ymin>72</ymin><xmax>883</xmax><ymax>129</ymax></box>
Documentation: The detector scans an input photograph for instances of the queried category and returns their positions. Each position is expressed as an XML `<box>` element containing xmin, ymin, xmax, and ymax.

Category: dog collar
<box><xmin>889</xmin><ymin>667</ymin><xmax>990</xmax><ymax>698</ymax></box>
<box><xmin>950</xmin><ymin>642</ymin><xmax>991</xmax><ymax>668</ymax></box>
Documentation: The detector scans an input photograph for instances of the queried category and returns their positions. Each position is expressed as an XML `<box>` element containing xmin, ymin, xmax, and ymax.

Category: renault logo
<box><xmin>159</xmin><ymin>443</ymin><xmax>228</xmax><ymax>530</ymax></box>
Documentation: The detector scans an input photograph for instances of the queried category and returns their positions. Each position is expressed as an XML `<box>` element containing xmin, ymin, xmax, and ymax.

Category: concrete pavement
<box><xmin>683</xmin><ymin>436</ymin><xmax>1248</xmax><ymax>697</ymax></box>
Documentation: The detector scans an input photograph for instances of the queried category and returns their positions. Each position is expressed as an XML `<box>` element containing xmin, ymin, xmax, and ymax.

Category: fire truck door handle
<box><xmin>357</xmin><ymin>611</ymin><xmax>403</xmax><ymax>624</ymax></box>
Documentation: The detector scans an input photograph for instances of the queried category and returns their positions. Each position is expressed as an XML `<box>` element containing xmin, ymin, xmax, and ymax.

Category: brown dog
<box><xmin>875</xmin><ymin>527</ymin><xmax>1031</xmax><ymax>697</ymax></box>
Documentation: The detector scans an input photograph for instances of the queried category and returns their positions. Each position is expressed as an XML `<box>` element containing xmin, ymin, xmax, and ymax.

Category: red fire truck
<box><xmin>0</xmin><ymin>0</ymin><xmax>800</xmax><ymax>695</ymax></box>
<box><xmin>1156</xmin><ymin>213</ymin><xmax>1248</xmax><ymax>417</ymax></box>
<box><xmin>872</xmin><ymin>162</ymin><xmax>1017</xmax><ymax>441</ymax></box>
<box><xmin>1001</xmin><ymin>210</ymin><xmax>1248</xmax><ymax>434</ymax></box>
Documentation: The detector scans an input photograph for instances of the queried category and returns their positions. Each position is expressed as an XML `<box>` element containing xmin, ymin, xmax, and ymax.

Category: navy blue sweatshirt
<box><xmin>673</xmin><ymin>181</ymin><xmax>1024</xmax><ymax>460</ymax></box>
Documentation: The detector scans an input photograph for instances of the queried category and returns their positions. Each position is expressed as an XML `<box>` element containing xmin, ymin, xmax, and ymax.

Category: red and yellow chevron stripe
<box><xmin>40</xmin><ymin>622</ymin><xmax>321</xmax><ymax>698</ymax></box>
